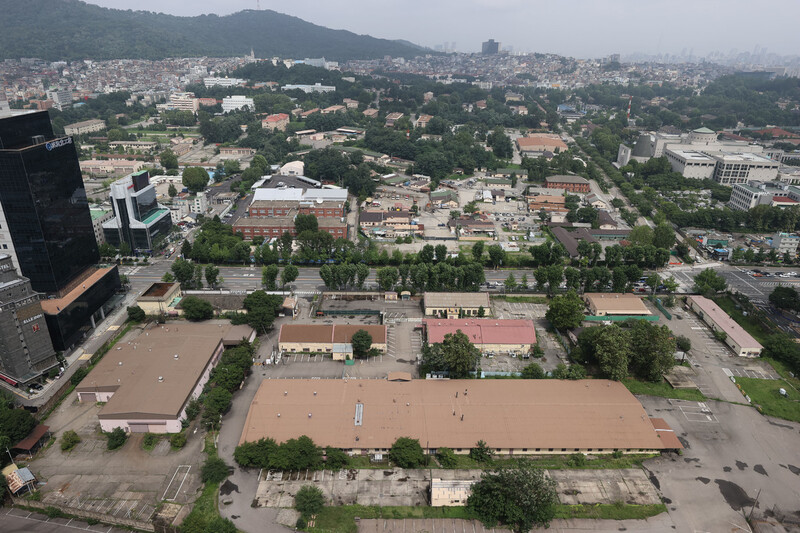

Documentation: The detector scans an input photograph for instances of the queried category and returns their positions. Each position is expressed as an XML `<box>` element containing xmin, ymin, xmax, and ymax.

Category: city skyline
<box><xmin>84</xmin><ymin>0</ymin><xmax>800</xmax><ymax>60</ymax></box>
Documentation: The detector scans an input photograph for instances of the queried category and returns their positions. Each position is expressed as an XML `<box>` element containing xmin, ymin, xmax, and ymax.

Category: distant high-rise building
<box><xmin>0</xmin><ymin>254</ymin><xmax>59</xmax><ymax>385</ymax></box>
<box><xmin>0</xmin><ymin>111</ymin><xmax>121</xmax><ymax>351</ymax></box>
<box><xmin>103</xmin><ymin>170</ymin><xmax>172</xmax><ymax>251</ymax></box>
<box><xmin>482</xmin><ymin>39</ymin><xmax>500</xmax><ymax>55</ymax></box>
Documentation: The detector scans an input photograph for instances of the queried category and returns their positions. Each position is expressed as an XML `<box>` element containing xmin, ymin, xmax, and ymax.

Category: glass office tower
<box><xmin>0</xmin><ymin>111</ymin><xmax>100</xmax><ymax>293</ymax></box>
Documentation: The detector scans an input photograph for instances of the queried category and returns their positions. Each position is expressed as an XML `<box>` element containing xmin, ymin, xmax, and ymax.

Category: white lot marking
<box><xmin>162</xmin><ymin>465</ymin><xmax>191</xmax><ymax>501</ymax></box>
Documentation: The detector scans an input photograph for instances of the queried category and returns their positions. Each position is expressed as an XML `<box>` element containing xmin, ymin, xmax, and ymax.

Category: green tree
<box><xmin>628</xmin><ymin>225</ymin><xmax>654</xmax><ymax>246</ymax></box>
<box><xmin>295</xmin><ymin>485</ymin><xmax>325</xmax><ymax>518</ymax></box>
<box><xmin>98</xmin><ymin>243</ymin><xmax>117</xmax><ymax>258</ymax></box>
<box><xmin>437</xmin><ymin>447</ymin><xmax>458</xmax><ymax>468</ymax></box>
<box><xmin>324</xmin><ymin>446</ymin><xmax>350</xmax><ymax>470</ymax></box>
<box><xmin>376</xmin><ymin>266</ymin><xmax>399</xmax><ymax>291</ymax></box>
<box><xmin>504</xmin><ymin>273</ymin><xmax>517</xmax><ymax>292</ymax></box>
<box><xmin>545</xmin><ymin>290</ymin><xmax>584</xmax><ymax>330</ymax></box>
<box><xmin>181</xmin><ymin>296</ymin><xmax>213</xmax><ymax>321</ymax></box>
<box><xmin>295</xmin><ymin>214</ymin><xmax>319</xmax><ymax>234</ymax></box>
<box><xmin>351</xmin><ymin>329</ymin><xmax>373</xmax><ymax>359</ymax></box>
<box><xmin>520</xmin><ymin>362</ymin><xmax>545</xmax><ymax>379</ymax></box>
<box><xmin>628</xmin><ymin>321</ymin><xmax>676</xmax><ymax>381</ymax></box>
<box><xmin>263</xmin><ymin>264</ymin><xmax>279</xmax><ymax>290</ymax></box>
<box><xmin>356</xmin><ymin>263</ymin><xmax>369</xmax><ymax>289</ymax></box>
<box><xmin>171</xmin><ymin>258</ymin><xmax>195</xmax><ymax>286</ymax></box>
<box><xmin>182</xmin><ymin>166</ymin><xmax>210</xmax><ymax>194</ymax></box>
<box><xmin>60</xmin><ymin>430</ymin><xmax>81</xmax><ymax>452</ymax></box>
<box><xmin>487</xmin><ymin>245</ymin><xmax>505</xmax><ymax>268</ymax></box>
<box><xmin>106</xmin><ymin>427</ymin><xmax>127</xmax><ymax>450</ymax></box>
<box><xmin>201</xmin><ymin>456</ymin><xmax>230</xmax><ymax>484</ymax></box>
<box><xmin>769</xmin><ymin>286</ymin><xmax>800</xmax><ymax>311</ymax></box>
<box><xmin>646</xmin><ymin>273</ymin><xmax>661</xmax><ymax>295</ymax></box>
<box><xmin>281</xmin><ymin>265</ymin><xmax>299</xmax><ymax>288</ymax></box>
<box><xmin>595</xmin><ymin>325</ymin><xmax>631</xmax><ymax>381</ymax></box>
<box><xmin>471</xmin><ymin>241</ymin><xmax>484</xmax><ymax>262</ymax></box>
<box><xmin>159</xmin><ymin>149</ymin><xmax>178</xmax><ymax>170</ymax></box>
<box><xmin>118</xmin><ymin>241</ymin><xmax>132</xmax><ymax>257</ymax></box>
<box><xmin>205</xmin><ymin>264</ymin><xmax>220</xmax><ymax>288</ymax></box>
<box><xmin>467</xmin><ymin>461</ymin><xmax>558</xmax><ymax>532</ymax></box>
<box><xmin>168</xmin><ymin>183</ymin><xmax>178</xmax><ymax>198</ymax></box>
<box><xmin>389</xmin><ymin>437</ymin><xmax>426</xmax><ymax>468</ymax></box>
<box><xmin>652</xmin><ymin>224</ymin><xmax>675</xmax><ymax>250</ymax></box>
<box><xmin>126</xmin><ymin>305</ymin><xmax>146</xmax><ymax>323</ymax></box>
<box><xmin>0</xmin><ymin>408</ymin><xmax>36</xmax><ymax>443</ymax></box>
<box><xmin>470</xmin><ymin>439</ymin><xmax>493</xmax><ymax>463</ymax></box>
<box><xmin>693</xmin><ymin>268</ymin><xmax>727</xmax><ymax>295</ymax></box>
<box><xmin>438</xmin><ymin>330</ymin><xmax>481</xmax><ymax>378</ymax></box>
<box><xmin>676</xmin><ymin>335</ymin><xmax>692</xmax><ymax>352</ymax></box>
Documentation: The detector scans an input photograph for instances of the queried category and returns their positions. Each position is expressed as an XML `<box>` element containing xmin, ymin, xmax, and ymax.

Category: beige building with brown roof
<box><xmin>239</xmin><ymin>379</ymin><xmax>681</xmax><ymax>455</ymax></box>
<box><xmin>75</xmin><ymin>322</ymin><xmax>255</xmax><ymax>433</ymax></box>
<box><xmin>423</xmin><ymin>292</ymin><xmax>491</xmax><ymax>318</ymax></box>
<box><xmin>584</xmin><ymin>293</ymin><xmax>651</xmax><ymax>316</ymax></box>
<box><xmin>278</xmin><ymin>324</ymin><xmax>387</xmax><ymax>360</ymax></box>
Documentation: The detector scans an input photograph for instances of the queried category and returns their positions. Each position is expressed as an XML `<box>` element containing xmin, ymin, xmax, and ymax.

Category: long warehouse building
<box><xmin>239</xmin><ymin>379</ymin><xmax>681</xmax><ymax>455</ymax></box>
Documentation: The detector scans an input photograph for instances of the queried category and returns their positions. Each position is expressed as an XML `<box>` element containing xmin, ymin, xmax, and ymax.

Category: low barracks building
<box><xmin>688</xmin><ymin>296</ymin><xmax>763</xmax><ymax>357</ymax></box>
<box><xmin>75</xmin><ymin>322</ymin><xmax>255</xmax><ymax>433</ymax></box>
<box><xmin>424</xmin><ymin>319</ymin><xmax>536</xmax><ymax>355</ymax></box>
<box><xmin>423</xmin><ymin>292</ymin><xmax>491</xmax><ymax>318</ymax></box>
<box><xmin>545</xmin><ymin>175</ymin><xmax>591</xmax><ymax>193</ymax></box>
<box><xmin>239</xmin><ymin>379</ymin><xmax>682</xmax><ymax>455</ymax></box>
<box><xmin>278</xmin><ymin>324</ymin><xmax>387</xmax><ymax>360</ymax></box>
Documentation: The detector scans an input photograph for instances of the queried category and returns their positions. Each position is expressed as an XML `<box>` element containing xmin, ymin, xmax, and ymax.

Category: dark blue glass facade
<box><xmin>0</xmin><ymin>111</ymin><xmax>100</xmax><ymax>293</ymax></box>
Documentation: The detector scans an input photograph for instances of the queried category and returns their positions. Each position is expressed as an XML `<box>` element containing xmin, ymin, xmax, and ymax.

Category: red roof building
<box><xmin>423</xmin><ymin>319</ymin><xmax>537</xmax><ymax>354</ymax></box>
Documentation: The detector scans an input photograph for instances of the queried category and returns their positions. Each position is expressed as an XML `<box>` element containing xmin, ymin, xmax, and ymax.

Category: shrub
<box><xmin>296</xmin><ymin>517</ymin><xmax>308</xmax><ymax>529</ymax></box>
<box><xmin>201</xmin><ymin>456</ymin><xmax>230</xmax><ymax>484</ymax></box>
<box><xmin>437</xmin><ymin>447</ymin><xmax>458</xmax><ymax>468</ymax></box>
<box><xmin>126</xmin><ymin>305</ymin><xmax>146</xmax><ymax>323</ymax></box>
<box><xmin>324</xmin><ymin>446</ymin><xmax>350</xmax><ymax>470</ymax></box>
<box><xmin>568</xmin><ymin>452</ymin><xmax>586</xmax><ymax>467</ymax></box>
<box><xmin>60</xmin><ymin>430</ymin><xmax>81</xmax><ymax>452</ymax></box>
<box><xmin>142</xmin><ymin>433</ymin><xmax>160</xmax><ymax>449</ymax></box>
<box><xmin>295</xmin><ymin>485</ymin><xmax>325</xmax><ymax>517</ymax></box>
<box><xmin>170</xmin><ymin>432</ymin><xmax>187</xmax><ymax>449</ymax></box>
<box><xmin>389</xmin><ymin>437</ymin><xmax>426</xmax><ymax>468</ymax></box>
<box><xmin>612</xmin><ymin>450</ymin><xmax>624</xmax><ymax>459</ymax></box>
<box><xmin>106</xmin><ymin>427</ymin><xmax>128</xmax><ymax>450</ymax></box>
<box><xmin>70</xmin><ymin>366</ymin><xmax>89</xmax><ymax>386</ymax></box>
<box><xmin>469</xmin><ymin>440</ymin><xmax>493</xmax><ymax>463</ymax></box>
<box><xmin>86</xmin><ymin>518</ymin><xmax>100</xmax><ymax>526</ymax></box>
<box><xmin>184</xmin><ymin>398</ymin><xmax>202</xmax><ymax>421</ymax></box>
<box><xmin>43</xmin><ymin>506</ymin><xmax>67</xmax><ymax>518</ymax></box>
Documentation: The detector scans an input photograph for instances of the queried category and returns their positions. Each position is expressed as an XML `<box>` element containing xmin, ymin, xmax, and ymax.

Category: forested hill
<box><xmin>0</xmin><ymin>0</ymin><xmax>426</xmax><ymax>61</ymax></box>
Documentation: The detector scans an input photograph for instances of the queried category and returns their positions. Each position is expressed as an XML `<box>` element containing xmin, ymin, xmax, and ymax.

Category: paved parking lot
<box><xmin>2</xmin><ymin>508</ymin><xmax>132</xmax><ymax>533</ymax></box>
<box><xmin>723</xmin><ymin>366</ymin><xmax>779</xmax><ymax>380</ymax></box>
<box><xmin>669</xmin><ymin>399</ymin><xmax>719</xmax><ymax>423</ymax></box>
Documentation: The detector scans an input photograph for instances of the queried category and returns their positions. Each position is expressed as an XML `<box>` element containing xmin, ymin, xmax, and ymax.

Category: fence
<box><xmin>649</xmin><ymin>296</ymin><xmax>672</xmax><ymax>320</ymax></box>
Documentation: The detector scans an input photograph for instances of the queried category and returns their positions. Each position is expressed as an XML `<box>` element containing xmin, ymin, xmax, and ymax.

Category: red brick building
<box><xmin>248</xmin><ymin>200</ymin><xmax>345</xmax><ymax>218</ymax></box>
<box><xmin>545</xmin><ymin>175</ymin><xmax>591</xmax><ymax>193</ymax></box>
<box><xmin>234</xmin><ymin>215</ymin><xmax>347</xmax><ymax>240</ymax></box>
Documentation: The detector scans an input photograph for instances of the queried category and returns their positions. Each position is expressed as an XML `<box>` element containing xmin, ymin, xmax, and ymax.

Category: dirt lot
<box><xmin>254</xmin><ymin>467</ymin><xmax>660</xmax><ymax>508</ymax></box>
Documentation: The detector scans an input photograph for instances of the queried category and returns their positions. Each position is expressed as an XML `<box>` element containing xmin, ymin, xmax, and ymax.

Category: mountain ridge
<box><xmin>0</xmin><ymin>0</ymin><xmax>427</xmax><ymax>61</ymax></box>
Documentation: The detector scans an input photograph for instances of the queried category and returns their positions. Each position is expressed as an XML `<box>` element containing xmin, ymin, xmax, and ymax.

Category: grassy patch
<box><xmin>346</xmin><ymin>455</ymin><xmax>389</xmax><ymax>469</ymax></box>
<box><xmin>553</xmin><ymin>503</ymin><xmax>667</xmax><ymax>520</ymax></box>
<box><xmin>180</xmin><ymin>434</ymin><xmax>221</xmax><ymax>526</ymax></box>
<box><xmin>763</xmin><ymin>357</ymin><xmax>800</xmax><ymax>389</ymax></box>
<box><xmin>736</xmin><ymin>377</ymin><xmax>800</xmax><ymax>423</ymax></box>
<box><xmin>445</xmin><ymin>454</ymin><xmax>654</xmax><ymax>470</ymax></box>
<box><xmin>623</xmin><ymin>378</ymin><xmax>707</xmax><ymax>401</ymax></box>
<box><xmin>310</xmin><ymin>502</ymin><xmax>666</xmax><ymax>533</ymax></box>
<box><xmin>712</xmin><ymin>296</ymin><xmax>769</xmax><ymax>344</ymax></box>
<box><xmin>311</xmin><ymin>505</ymin><xmax>476</xmax><ymax>533</ymax></box>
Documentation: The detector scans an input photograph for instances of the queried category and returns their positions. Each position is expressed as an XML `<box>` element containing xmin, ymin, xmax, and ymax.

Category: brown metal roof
<box><xmin>424</xmin><ymin>292</ymin><xmax>490</xmax><ymax>309</ymax></box>
<box><xmin>13</xmin><ymin>424</ymin><xmax>49</xmax><ymax>451</ymax></box>
<box><xmin>239</xmin><ymin>379</ymin><xmax>675</xmax><ymax>451</ymax></box>
<box><xmin>278</xmin><ymin>324</ymin><xmax>387</xmax><ymax>345</ymax></box>
<box><xmin>76</xmin><ymin>322</ymin><xmax>246</xmax><ymax>420</ymax></box>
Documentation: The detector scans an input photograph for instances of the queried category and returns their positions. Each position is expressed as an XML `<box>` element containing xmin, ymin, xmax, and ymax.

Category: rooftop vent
<box><xmin>158</xmin><ymin>376</ymin><xmax>164</xmax><ymax>383</ymax></box>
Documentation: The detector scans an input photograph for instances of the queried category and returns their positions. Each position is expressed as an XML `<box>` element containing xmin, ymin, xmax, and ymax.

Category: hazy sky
<box><xmin>86</xmin><ymin>0</ymin><xmax>800</xmax><ymax>58</ymax></box>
